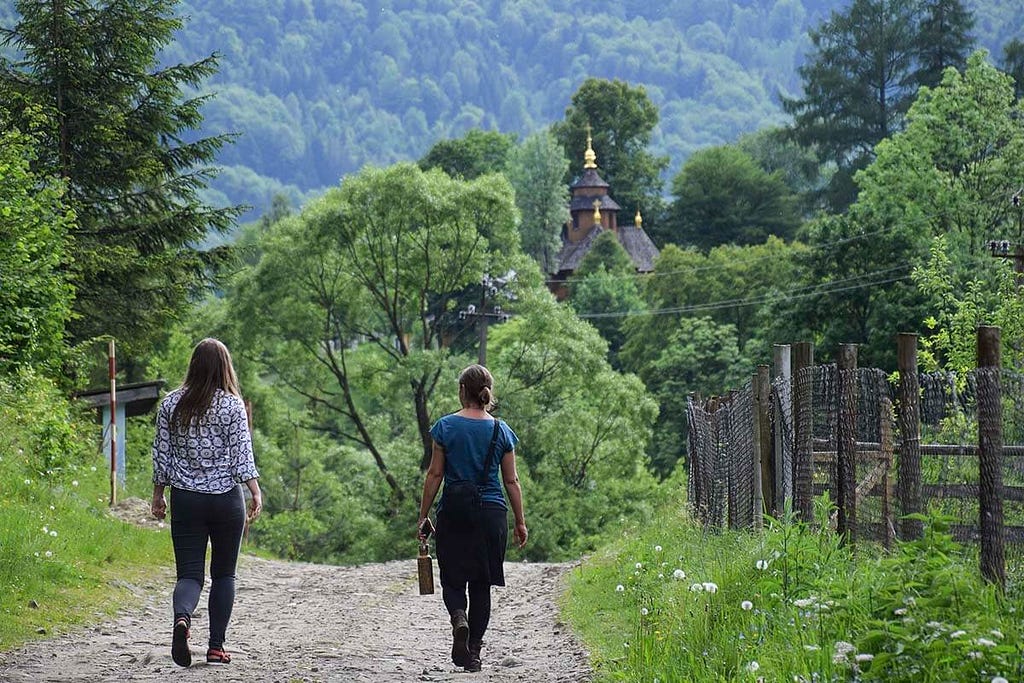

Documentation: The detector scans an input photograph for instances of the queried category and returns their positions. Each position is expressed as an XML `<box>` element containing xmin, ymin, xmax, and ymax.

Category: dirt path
<box><xmin>0</xmin><ymin>554</ymin><xmax>592</xmax><ymax>682</ymax></box>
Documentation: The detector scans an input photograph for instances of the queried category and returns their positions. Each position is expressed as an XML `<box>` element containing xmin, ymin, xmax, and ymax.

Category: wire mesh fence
<box><xmin>685</xmin><ymin>338</ymin><xmax>1022</xmax><ymax>586</ymax></box>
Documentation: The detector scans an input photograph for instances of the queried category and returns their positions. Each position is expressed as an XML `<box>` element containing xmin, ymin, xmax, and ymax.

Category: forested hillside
<box><xmin>3</xmin><ymin>0</ymin><xmax>1015</xmax><ymax>216</ymax></box>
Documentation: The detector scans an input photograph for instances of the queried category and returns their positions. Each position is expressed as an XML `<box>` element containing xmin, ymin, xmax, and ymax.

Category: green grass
<box><xmin>564</xmin><ymin>496</ymin><xmax>1024</xmax><ymax>682</ymax></box>
<box><xmin>0</xmin><ymin>373</ymin><xmax>173</xmax><ymax>651</ymax></box>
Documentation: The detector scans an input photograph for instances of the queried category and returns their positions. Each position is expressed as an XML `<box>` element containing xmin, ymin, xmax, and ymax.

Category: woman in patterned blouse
<box><xmin>151</xmin><ymin>338</ymin><xmax>262</xmax><ymax>667</ymax></box>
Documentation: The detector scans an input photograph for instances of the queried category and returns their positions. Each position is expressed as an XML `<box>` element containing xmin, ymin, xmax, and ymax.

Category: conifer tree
<box><xmin>0</xmin><ymin>0</ymin><xmax>240</xmax><ymax>357</ymax></box>
<box><xmin>912</xmin><ymin>0</ymin><xmax>975</xmax><ymax>90</ymax></box>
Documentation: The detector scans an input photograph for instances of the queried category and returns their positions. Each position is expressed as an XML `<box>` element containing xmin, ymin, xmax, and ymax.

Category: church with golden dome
<box><xmin>549</xmin><ymin>131</ymin><xmax>659</xmax><ymax>298</ymax></box>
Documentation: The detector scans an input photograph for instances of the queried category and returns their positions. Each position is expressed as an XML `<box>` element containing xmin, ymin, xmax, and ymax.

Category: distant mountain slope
<box><xmin>2</xmin><ymin>1</ymin><xmax>1019</xmax><ymax>218</ymax></box>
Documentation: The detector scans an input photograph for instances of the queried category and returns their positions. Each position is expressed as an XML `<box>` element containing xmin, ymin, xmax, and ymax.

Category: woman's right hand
<box><xmin>513</xmin><ymin>520</ymin><xmax>528</xmax><ymax>549</ymax></box>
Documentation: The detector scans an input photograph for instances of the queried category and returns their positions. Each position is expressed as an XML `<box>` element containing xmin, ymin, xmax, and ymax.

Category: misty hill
<box><xmin>2</xmin><ymin>0</ymin><xmax>1019</xmax><ymax>217</ymax></box>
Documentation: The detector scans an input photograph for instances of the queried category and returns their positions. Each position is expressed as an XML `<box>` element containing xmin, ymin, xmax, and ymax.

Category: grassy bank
<box><xmin>565</xmin><ymin>495</ymin><xmax>1023</xmax><ymax>682</ymax></box>
<box><xmin>0</xmin><ymin>372</ymin><xmax>172</xmax><ymax>650</ymax></box>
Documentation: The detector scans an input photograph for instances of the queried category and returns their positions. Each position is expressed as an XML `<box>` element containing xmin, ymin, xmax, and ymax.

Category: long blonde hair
<box><xmin>171</xmin><ymin>338</ymin><xmax>241</xmax><ymax>430</ymax></box>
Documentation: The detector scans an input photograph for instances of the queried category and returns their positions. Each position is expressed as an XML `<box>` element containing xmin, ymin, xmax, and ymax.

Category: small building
<box><xmin>549</xmin><ymin>132</ymin><xmax>659</xmax><ymax>299</ymax></box>
<box><xmin>76</xmin><ymin>380</ymin><xmax>165</xmax><ymax>488</ymax></box>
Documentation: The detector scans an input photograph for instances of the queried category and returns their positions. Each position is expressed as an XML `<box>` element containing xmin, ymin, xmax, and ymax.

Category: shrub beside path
<box><xmin>0</xmin><ymin>554</ymin><xmax>591</xmax><ymax>682</ymax></box>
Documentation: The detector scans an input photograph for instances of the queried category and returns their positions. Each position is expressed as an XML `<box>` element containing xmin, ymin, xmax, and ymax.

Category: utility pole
<box><xmin>458</xmin><ymin>270</ymin><xmax>517</xmax><ymax>367</ymax></box>
<box><xmin>989</xmin><ymin>187</ymin><xmax>1024</xmax><ymax>285</ymax></box>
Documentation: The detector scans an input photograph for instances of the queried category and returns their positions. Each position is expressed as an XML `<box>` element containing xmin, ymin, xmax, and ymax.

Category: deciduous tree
<box><xmin>505</xmin><ymin>131</ymin><xmax>568</xmax><ymax>274</ymax></box>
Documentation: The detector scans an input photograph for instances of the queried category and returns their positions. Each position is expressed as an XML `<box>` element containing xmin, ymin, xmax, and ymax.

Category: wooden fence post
<box><xmin>836</xmin><ymin>344</ymin><xmax>858</xmax><ymax>543</ymax></box>
<box><xmin>793</xmin><ymin>342</ymin><xmax>815</xmax><ymax>521</ymax></box>
<box><xmin>726</xmin><ymin>390</ymin><xmax>738</xmax><ymax>529</ymax></box>
<box><xmin>896</xmin><ymin>333</ymin><xmax>923</xmax><ymax>540</ymax></box>
<box><xmin>879</xmin><ymin>397</ymin><xmax>895</xmax><ymax>550</ymax></box>
<box><xmin>753</xmin><ymin>365</ymin><xmax>772</xmax><ymax>527</ymax></box>
<box><xmin>773</xmin><ymin>344</ymin><xmax>792</xmax><ymax>515</ymax></box>
<box><xmin>977</xmin><ymin>326</ymin><xmax>1005</xmax><ymax>589</ymax></box>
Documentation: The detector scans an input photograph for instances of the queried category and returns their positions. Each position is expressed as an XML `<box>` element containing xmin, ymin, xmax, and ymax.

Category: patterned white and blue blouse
<box><xmin>152</xmin><ymin>388</ymin><xmax>260</xmax><ymax>494</ymax></box>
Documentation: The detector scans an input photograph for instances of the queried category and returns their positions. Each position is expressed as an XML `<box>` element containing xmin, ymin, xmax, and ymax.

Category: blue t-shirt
<box><xmin>430</xmin><ymin>414</ymin><xmax>518</xmax><ymax>511</ymax></box>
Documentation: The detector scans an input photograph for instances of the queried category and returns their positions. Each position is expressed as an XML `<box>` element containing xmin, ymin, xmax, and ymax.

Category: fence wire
<box><xmin>687</xmin><ymin>360</ymin><xmax>1024</xmax><ymax>575</ymax></box>
<box><xmin>686</xmin><ymin>382</ymin><xmax>756</xmax><ymax>531</ymax></box>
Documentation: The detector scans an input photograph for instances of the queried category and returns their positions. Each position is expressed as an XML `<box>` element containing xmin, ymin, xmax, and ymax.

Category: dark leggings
<box><xmin>170</xmin><ymin>486</ymin><xmax>245</xmax><ymax>650</ymax></box>
<box><xmin>442</xmin><ymin>580</ymin><xmax>492</xmax><ymax>643</ymax></box>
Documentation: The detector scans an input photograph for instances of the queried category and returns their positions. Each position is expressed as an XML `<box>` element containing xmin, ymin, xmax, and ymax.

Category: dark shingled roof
<box><xmin>570</xmin><ymin>194</ymin><xmax>621</xmax><ymax>212</ymax></box>
<box><xmin>570</xmin><ymin>168</ymin><xmax>610</xmax><ymax>190</ymax></box>
<box><xmin>555</xmin><ymin>227</ymin><xmax>603</xmax><ymax>272</ymax></box>
<box><xmin>618</xmin><ymin>225</ymin><xmax>660</xmax><ymax>272</ymax></box>
<box><xmin>555</xmin><ymin>225</ymin><xmax>660</xmax><ymax>273</ymax></box>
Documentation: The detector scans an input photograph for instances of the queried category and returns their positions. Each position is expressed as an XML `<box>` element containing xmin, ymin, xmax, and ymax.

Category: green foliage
<box><xmin>229</xmin><ymin>162</ymin><xmax>521</xmax><ymax>504</ymax></box>
<box><xmin>568</xmin><ymin>266</ymin><xmax>646</xmax><ymax>360</ymax></box>
<box><xmin>912</xmin><ymin>0</ymin><xmax>976</xmax><ymax>90</ymax></box>
<box><xmin>0</xmin><ymin>371</ymin><xmax>172</xmax><ymax>649</ymax></box>
<box><xmin>0</xmin><ymin>0</ymin><xmax>241</xmax><ymax>359</ymax></box>
<box><xmin>505</xmin><ymin>130</ymin><xmax>569</xmax><ymax>274</ymax></box>
<box><xmin>552</xmin><ymin>78</ymin><xmax>668</xmax><ymax>227</ymax></box>
<box><xmin>418</xmin><ymin>128</ymin><xmax>517</xmax><ymax>180</ymax></box>
<box><xmin>566</xmin><ymin>496</ymin><xmax>1023</xmax><ymax>682</ymax></box>
<box><xmin>663</xmin><ymin>145</ymin><xmax>801</xmax><ymax>250</ymax></box>
<box><xmin>0</xmin><ymin>118</ymin><xmax>74</xmax><ymax>375</ymax></box>
<box><xmin>1002</xmin><ymin>39</ymin><xmax>1024</xmax><ymax>99</ymax></box>
<box><xmin>784</xmin><ymin>0</ymin><xmax>971</xmax><ymax>212</ymax></box>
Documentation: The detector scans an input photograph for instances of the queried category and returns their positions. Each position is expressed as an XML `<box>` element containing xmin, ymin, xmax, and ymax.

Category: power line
<box><xmin>574</xmin><ymin>265</ymin><xmax>913</xmax><ymax>319</ymax></box>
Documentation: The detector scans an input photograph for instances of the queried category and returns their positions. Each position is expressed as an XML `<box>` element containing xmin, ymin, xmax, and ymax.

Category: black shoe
<box><xmin>171</xmin><ymin>618</ymin><xmax>191</xmax><ymax>667</ymax></box>
<box><xmin>450</xmin><ymin>610</ymin><xmax>470</xmax><ymax>667</ymax></box>
<box><xmin>465</xmin><ymin>640</ymin><xmax>482</xmax><ymax>672</ymax></box>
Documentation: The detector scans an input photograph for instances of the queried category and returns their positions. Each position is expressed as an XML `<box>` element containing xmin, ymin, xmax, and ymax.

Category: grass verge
<box><xmin>0</xmin><ymin>372</ymin><xmax>173</xmax><ymax>651</ymax></box>
<box><xmin>564</xmin><ymin>494</ymin><xmax>1024</xmax><ymax>682</ymax></box>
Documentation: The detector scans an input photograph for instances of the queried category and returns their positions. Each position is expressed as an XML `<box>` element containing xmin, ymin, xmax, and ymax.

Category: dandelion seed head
<box><xmin>44</xmin><ymin>550</ymin><xmax>52</xmax><ymax>558</ymax></box>
<box><xmin>654</xmin><ymin>545</ymin><xmax>662</xmax><ymax>552</ymax></box>
<box><xmin>968</xmin><ymin>651</ymin><xmax>983</xmax><ymax>660</ymax></box>
<box><xmin>658</xmin><ymin>573</ymin><xmax>664</xmax><ymax>579</ymax></box>
<box><xmin>636</xmin><ymin>562</ymin><xmax>643</xmax><ymax>569</ymax></box>
<box><xmin>641</xmin><ymin>607</ymin><xmax>649</xmax><ymax>616</ymax></box>
<box><xmin>990</xmin><ymin>629</ymin><xmax>1003</xmax><ymax>639</ymax></box>
<box><xmin>755</xmin><ymin>559</ymin><xmax>769</xmax><ymax>570</ymax></box>
<box><xmin>72</xmin><ymin>480</ymin><xmax>79</xmax><ymax>487</ymax></box>
<box><xmin>977</xmin><ymin>638</ymin><xmax>997</xmax><ymax>647</ymax></box>
<box><xmin>745</xmin><ymin>661</ymin><xmax>760</xmax><ymax>673</ymax></box>
<box><xmin>702</xmin><ymin>582</ymin><xmax>718</xmax><ymax>593</ymax></box>
<box><xmin>673</xmin><ymin>569</ymin><xmax>686</xmax><ymax>580</ymax></box>
<box><xmin>49</xmin><ymin>530</ymin><xmax>57</xmax><ymax>537</ymax></box>
<box><xmin>741</xmin><ymin>600</ymin><xmax>753</xmax><ymax>611</ymax></box>
<box><xmin>992</xmin><ymin>677</ymin><xmax>1008</xmax><ymax>683</ymax></box>
<box><xmin>689</xmin><ymin>583</ymin><xmax>704</xmax><ymax>592</ymax></box>
<box><xmin>893</xmin><ymin>607</ymin><xmax>907</xmax><ymax>616</ymax></box>
<box><xmin>24</xmin><ymin>479</ymin><xmax>31</xmax><ymax>485</ymax></box>
<box><xmin>950</xmin><ymin>630</ymin><xmax>967</xmax><ymax>638</ymax></box>
<box><xmin>615</xmin><ymin>584</ymin><xmax>625</xmax><ymax>593</ymax></box>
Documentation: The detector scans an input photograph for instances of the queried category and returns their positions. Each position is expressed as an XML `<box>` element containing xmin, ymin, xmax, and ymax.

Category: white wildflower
<box><xmin>834</xmin><ymin>641</ymin><xmax>855</xmax><ymax>657</ymax></box>
<box><xmin>641</xmin><ymin>607</ymin><xmax>649</xmax><ymax>616</ymax></box>
<box><xmin>803</xmin><ymin>645</ymin><xmax>820</xmax><ymax>651</ymax></box>
<box><xmin>90</xmin><ymin>466</ymin><xmax>97</xmax><ymax>471</ymax></box>
<box><xmin>793</xmin><ymin>598</ymin><xmax>816</xmax><ymax>608</ymax></box>
<box><xmin>636</xmin><ymin>562</ymin><xmax>643</xmax><ymax>569</ymax></box>
<box><xmin>990</xmin><ymin>630</ymin><xmax>1003</xmax><ymax>639</ymax></box>
<box><xmin>855</xmin><ymin>653</ymin><xmax>874</xmax><ymax>663</ymax></box>
<box><xmin>72</xmin><ymin>480</ymin><xmax>79</xmax><ymax>487</ymax></box>
<box><xmin>992</xmin><ymin>677</ymin><xmax>1008</xmax><ymax>683</ymax></box>
<box><xmin>746</xmin><ymin>661</ymin><xmax>760</xmax><ymax>673</ymax></box>
<box><xmin>968</xmin><ymin>651</ymin><xmax>983</xmax><ymax>660</ymax></box>
<box><xmin>702</xmin><ymin>582</ymin><xmax>718</xmax><ymax>593</ymax></box>
<box><xmin>615</xmin><ymin>584</ymin><xmax>625</xmax><ymax>593</ymax></box>
<box><xmin>893</xmin><ymin>607</ymin><xmax>907</xmax><ymax>616</ymax></box>
<box><xmin>44</xmin><ymin>551</ymin><xmax>52</xmax><ymax>558</ymax></box>
<box><xmin>658</xmin><ymin>573</ymin><xmax>664</xmax><ymax>579</ymax></box>
<box><xmin>42</xmin><ymin>526</ymin><xmax>48</xmax><ymax>534</ymax></box>
<box><xmin>755</xmin><ymin>559</ymin><xmax>769</xmax><ymax>570</ymax></box>
<box><xmin>950</xmin><ymin>630</ymin><xmax>967</xmax><ymax>638</ymax></box>
<box><xmin>49</xmin><ymin>530</ymin><xmax>57</xmax><ymax>537</ymax></box>
<box><xmin>673</xmin><ymin>569</ymin><xmax>686</xmax><ymax>580</ymax></box>
<box><xmin>689</xmin><ymin>583</ymin><xmax>704</xmax><ymax>593</ymax></box>
<box><xmin>654</xmin><ymin>545</ymin><xmax>662</xmax><ymax>552</ymax></box>
<box><xmin>977</xmin><ymin>638</ymin><xmax>997</xmax><ymax>648</ymax></box>
<box><xmin>903</xmin><ymin>596</ymin><xmax>916</xmax><ymax>606</ymax></box>
<box><xmin>741</xmin><ymin>600</ymin><xmax>753</xmax><ymax>611</ymax></box>
<box><xmin>24</xmin><ymin>479</ymin><xmax>31</xmax><ymax>485</ymax></box>
<box><xmin>926</xmin><ymin>621</ymin><xmax>943</xmax><ymax>630</ymax></box>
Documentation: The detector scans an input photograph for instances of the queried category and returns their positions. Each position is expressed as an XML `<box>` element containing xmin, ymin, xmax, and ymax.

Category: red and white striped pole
<box><xmin>108</xmin><ymin>339</ymin><xmax>117</xmax><ymax>506</ymax></box>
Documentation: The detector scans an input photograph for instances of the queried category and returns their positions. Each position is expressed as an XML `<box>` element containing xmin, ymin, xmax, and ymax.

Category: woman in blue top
<box><xmin>418</xmin><ymin>364</ymin><xmax>528</xmax><ymax>673</ymax></box>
